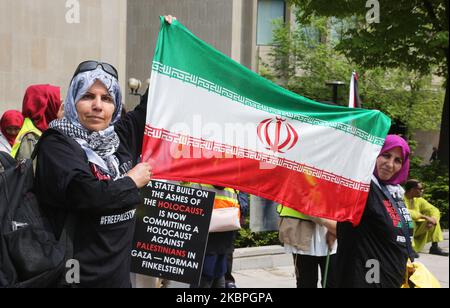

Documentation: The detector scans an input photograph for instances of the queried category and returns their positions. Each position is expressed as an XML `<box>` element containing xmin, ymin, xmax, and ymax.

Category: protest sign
<box><xmin>131</xmin><ymin>180</ymin><xmax>214</xmax><ymax>285</ymax></box>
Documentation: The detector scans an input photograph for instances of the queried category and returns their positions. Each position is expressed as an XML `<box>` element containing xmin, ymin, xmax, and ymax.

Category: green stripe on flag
<box><xmin>152</xmin><ymin>17</ymin><xmax>391</xmax><ymax>142</ymax></box>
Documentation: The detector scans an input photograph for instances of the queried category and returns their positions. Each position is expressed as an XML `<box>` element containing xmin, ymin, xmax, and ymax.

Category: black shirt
<box><xmin>34</xmin><ymin>92</ymin><xmax>148</xmax><ymax>288</ymax></box>
<box><xmin>335</xmin><ymin>180</ymin><xmax>413</xmax><ymax>288</ymax></box>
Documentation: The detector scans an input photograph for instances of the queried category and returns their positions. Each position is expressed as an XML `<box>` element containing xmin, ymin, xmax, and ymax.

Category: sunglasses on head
<box><xmin>71</xmin><ymin>61</ymin><xmax>119</xmax><ymax>81</ymax></box>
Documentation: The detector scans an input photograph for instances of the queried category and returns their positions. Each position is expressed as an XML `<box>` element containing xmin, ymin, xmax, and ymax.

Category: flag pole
<box><xmin>349</xmin><ymin>71</ymin><xmax>362</xmax><ymax>108</ymax></box>
<box><xmin>322</xmin><ymin>250</ymin><xmax>331</xmax><ymax>288</ymax></box>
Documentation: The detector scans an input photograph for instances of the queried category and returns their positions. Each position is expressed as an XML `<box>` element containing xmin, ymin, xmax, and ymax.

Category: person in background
<box><xmin>313</xmin><ymin>135</ymin><xmax>415</xmax><ymax>288</ymax></box>
<box><xmin>0</xmin><ymin>110</ymin><xmax>24</xmax><ymax>154</ymax></box>
<box><xmin>184</xmin><ymin>183</ymin><xmax>239</xmax><ymax>288</ymax></box>
<box><xmin>277</xmin><ymin>205</ymin><xmax>337</xmax><ymax>288</ymax></box>
<box><xmin>224</xmin><ymin>191</ymin><xmax>249</xmax><ymax>288</ymax></box>
<box><xmin>12</xmin><ymin>84</ymin><xmax>62</xmax><ymax>160</ymax></box>
<box><xmin>404</xmin><ymin>179</ymin><xmax>448</xmax><ymax>257</ymax></box>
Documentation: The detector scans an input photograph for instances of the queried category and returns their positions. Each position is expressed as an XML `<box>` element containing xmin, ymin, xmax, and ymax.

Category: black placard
<box><xmin>131</xmin><ymin>180</ymin><xmax>214</xmax><ymax>285</ymax></box>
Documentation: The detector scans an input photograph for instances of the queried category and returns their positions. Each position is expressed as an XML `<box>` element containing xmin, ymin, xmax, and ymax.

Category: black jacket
<box><xmin>335</xmin><ymin>181</ymin><xmax>413</xmax><ymax>288</ymax></box>
<box><xmin>34</xmin><ymin>92</ymin><xmax>148</xmax><ymax>288</ymax></box>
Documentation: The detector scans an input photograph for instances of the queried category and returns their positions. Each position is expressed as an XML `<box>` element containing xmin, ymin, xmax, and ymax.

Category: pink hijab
<box><xmin>375</xmin><ymin>134</ymin><xmax>410</xmax><ymax>185</ymax></box>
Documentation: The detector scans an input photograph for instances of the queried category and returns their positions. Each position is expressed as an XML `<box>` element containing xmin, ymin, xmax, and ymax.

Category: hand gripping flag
<box><xmin>142</xmin><ymin>18</ymin><xmax>391</xmax><ymax>225</ymax></box>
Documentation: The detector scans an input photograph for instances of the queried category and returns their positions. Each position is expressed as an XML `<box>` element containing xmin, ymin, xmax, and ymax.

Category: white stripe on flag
<box><xmin>148</xmin><ymin>72</ymin><xmax>380</xmax><ymax>184</ymax></box>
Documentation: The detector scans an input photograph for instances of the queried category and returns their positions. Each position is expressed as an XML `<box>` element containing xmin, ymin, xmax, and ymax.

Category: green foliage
<box><xmin>258</xmin><ymin>60</ymin><xmax>277</xmax><ymax>82</ymax></box>
<box><xmin>289</xmin><ymin>0</ymin><xmax>449</xmax><ymax>78</ymax></box>
<box><xmin>409</xmin><ymin>159</ymin><xmax>449</xmax><ymax>229</ymax></box>
<box><xmin>234</xmin><ymin>229</ymin><xmax>280</xmax><ymax>248</ymax></box>
<box><xmin>234</xmin><ymin>218</ymin><xmax>280</xmax><ymax>248</ymax></box>
<box><xmin>359</xmin><ymin>68</ymin><xmax>445</xmax><ymax>131</ymax></box>
<box><xmin>266</xmin><ymin>18</ymin><xmax>445</xmax><ymax>130</ymax></box>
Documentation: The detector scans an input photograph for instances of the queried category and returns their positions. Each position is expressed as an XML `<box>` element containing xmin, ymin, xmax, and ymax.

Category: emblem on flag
<box><xmin>257</xmin><ymin>117</ymin><xmax>299</xmax><ymax>153</ymax></box>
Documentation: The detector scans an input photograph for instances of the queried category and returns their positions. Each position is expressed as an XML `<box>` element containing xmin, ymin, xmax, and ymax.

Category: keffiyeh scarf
<box><xmin>50</xmin><ymin>118</ymin><xmax>121</xmax><ymax>179</ymax></box>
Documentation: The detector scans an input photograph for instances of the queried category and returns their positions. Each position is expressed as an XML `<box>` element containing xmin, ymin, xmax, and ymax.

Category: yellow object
<box><xmin>405</xmin><ymin>197</ymin><xmax>440</xmax><ymax>221</ymax></box>
<box><xmin>11</xmin><ymin>118</ymin><xmax>42</xmax><ymax>158</ymax></box>
<box><xmin>404</xmin><ymin>197</ymin><xmax>444</xmax><ymax>252</ymax></box>
<box><xmin>401</xmin><ymin>260</ymin><xmax>441</xmax><ymax>288</ymax></box>
<box><xmin>277</xmin><ymin>204</ymin><xmax>311</xmax><ymax>220</ymax></box>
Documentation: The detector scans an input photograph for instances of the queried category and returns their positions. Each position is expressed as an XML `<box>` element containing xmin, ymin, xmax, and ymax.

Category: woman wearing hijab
<box><xmin>0</xmin><ymin>110</ymin><xmax>24</xmax><ymax>154</ymax></box>
<box><xmin>11</xmin><ymin>84</ymin><xmax>62</xmax><ymax>160</ymax></box>
<box><xmin>34</xmin><ymin>62</ymin><xmax>152</xmax><ymax>288</ymax></box>
<box><xmin>314</xmin><ymin>135</ymin><xmax>415</xmax><ymax>288</ymax></box>
<box><xmin>33</xmin><ymin>15</ymin><xmax>174</xmax><ymax>289</ymax></box>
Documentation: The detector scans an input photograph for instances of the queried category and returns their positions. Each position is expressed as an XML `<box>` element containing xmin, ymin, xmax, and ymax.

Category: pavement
<box><xmin>232</xmin><ymin>231</ymin><xmax>449</xmax><ymax>288</ymax></box>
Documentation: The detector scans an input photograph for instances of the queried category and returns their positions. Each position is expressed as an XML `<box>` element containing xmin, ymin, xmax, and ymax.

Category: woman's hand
<box><xmin>127</xmin><ymin>162</ymin><xmax>152</xmax><ymax>189</ymax></box>
<box><xmin>427</xmin><ymin>216</ymin><xmax>437</xmax><ymax>226</ymax></box>
<box><xmin>422</xmin><ymin>215</ymin><xmax>437</xmax><ymax>229</ymax></box>
<box><xmin>326</xmin><ymin>231</ymin><xmax>337</xmax><ymax>251</ymax></box>
<box><xmin>164</xmin><ymin>15</ymin><xmax>177</xmax><ymax>24</ymax></box>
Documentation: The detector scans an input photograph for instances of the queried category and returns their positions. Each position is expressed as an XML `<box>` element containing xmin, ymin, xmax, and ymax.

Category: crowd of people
<box><xmin>1</xmin><ymin>15</ymin><xmax>447</xmax><ymax>289</ymax></box>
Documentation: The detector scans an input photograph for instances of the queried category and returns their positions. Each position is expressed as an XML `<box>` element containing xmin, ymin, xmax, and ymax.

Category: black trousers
<box><xmin>196</xmin><ymin>275</ymin><xmax>226</xmax><ymax>288</ymax></box>
<box><xmin>224</xmin><ymin>252</ymin><xmax>235</xmax><ymax>283</ymax></box>
<box><xmin>292</xmin><ymin>254</ymin><xmax>336</xmax><ymax>288</ymax></box>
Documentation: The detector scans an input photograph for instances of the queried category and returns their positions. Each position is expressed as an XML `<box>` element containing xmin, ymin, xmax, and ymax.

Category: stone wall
<box><xmin>126</xmin><ymin>0</ymin><xmax>236</xmax><ymax>108</ymax></box>
<box><xmin>0</xmin><ymin>0</ymin><xmax>127</xmax><ymax>115</ymax></box>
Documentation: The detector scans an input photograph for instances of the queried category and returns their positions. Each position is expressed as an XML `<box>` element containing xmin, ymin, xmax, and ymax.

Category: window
<box><xmin>329</xmin><ymin>17</ymin><xmax>355</xmax><ymax>46</ymax></box>
<box><xmin>257</xmin><ymin>0</ymin><xmax>286</xmax><ymax>45</ymax></box>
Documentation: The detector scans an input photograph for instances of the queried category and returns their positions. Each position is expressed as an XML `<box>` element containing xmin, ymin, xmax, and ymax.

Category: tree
<box><xmin>289</xmin><ymin>0</ymin><xmax>449</xmax><ymax>165</ymax></box>
<box><xmin>267</xmin><ymin>18</ymin><xmax>444</xmax><ymax>134</ymax></box>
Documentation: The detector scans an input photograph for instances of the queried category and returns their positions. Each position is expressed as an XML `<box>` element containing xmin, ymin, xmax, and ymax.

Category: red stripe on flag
<box><xmin>142</xmin><ymin>134</ymin><xmax>369</xmax><ymax>225</ymax></box>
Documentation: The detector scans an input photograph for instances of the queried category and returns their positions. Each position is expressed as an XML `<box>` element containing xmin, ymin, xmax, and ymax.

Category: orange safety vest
<box><xmin>182</xmin><ymin>182</ymin><xmax>240</xmax><ymax>216</ymax></box>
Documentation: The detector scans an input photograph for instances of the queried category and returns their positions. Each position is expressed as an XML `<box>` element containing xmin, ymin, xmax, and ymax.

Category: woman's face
<box><xmin>376</xmin><ymin>147</ymin><xmax>403</xmax><ymax>181</ymax></box>
<box><xmin>411</xmin><ymin>183</ymin><xmax>424</xmax><ymax>198</ymax></box>
<box><xmin>76</xmin><ymin>80</ymin><xmax>115</xmax><ymax>132</ymax></box>
<box><xmin>5</xmin><ymin>126</ymin><xmax>20</xmax><ymax>137</ymax></box>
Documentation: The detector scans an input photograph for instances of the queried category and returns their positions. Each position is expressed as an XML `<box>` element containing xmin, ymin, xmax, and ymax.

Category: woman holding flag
<box><xmin>33</xmin><ymin>15</ymin><xmax>175</xmax><ymax>287</ymax></box>
<box><xmin>315</xmin><ymin>134</ymin><xmax>414</xmax><ymax>288</ymax></box>
<box><xmin>34</xmin><ymin>60</ymin><xmax>151</xmax><ymax>287</ymax></box>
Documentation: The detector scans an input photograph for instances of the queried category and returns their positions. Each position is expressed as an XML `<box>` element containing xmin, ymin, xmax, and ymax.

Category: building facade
<box><xmin>0</xmin><ymin>0</ymin><xmax>290</xmax><ymax>114</ymax></box>
<box><xmin>0</xmin><ymin>0</ymin><xmax>127</xmax><ymax>114</ymax></box>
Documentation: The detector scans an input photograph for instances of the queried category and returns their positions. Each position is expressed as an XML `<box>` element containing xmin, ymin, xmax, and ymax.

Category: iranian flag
<box><xmin>142</xmin><ymin>18</ymin><xmax>391</xmax><ymax>225</ymax></box>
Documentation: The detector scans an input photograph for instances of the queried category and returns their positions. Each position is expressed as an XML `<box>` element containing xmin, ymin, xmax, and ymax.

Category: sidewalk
<box><xmin>232</xmin><ymin>231</ymin><xmax>449</xmax><ymax>288</ymax></box>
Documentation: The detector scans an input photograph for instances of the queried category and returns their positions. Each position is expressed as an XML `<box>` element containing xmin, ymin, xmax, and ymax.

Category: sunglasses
<box><xmin>71</xmin><ymin>61</ymin><xmax>119</xmax><ymax>81</ymax></box>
